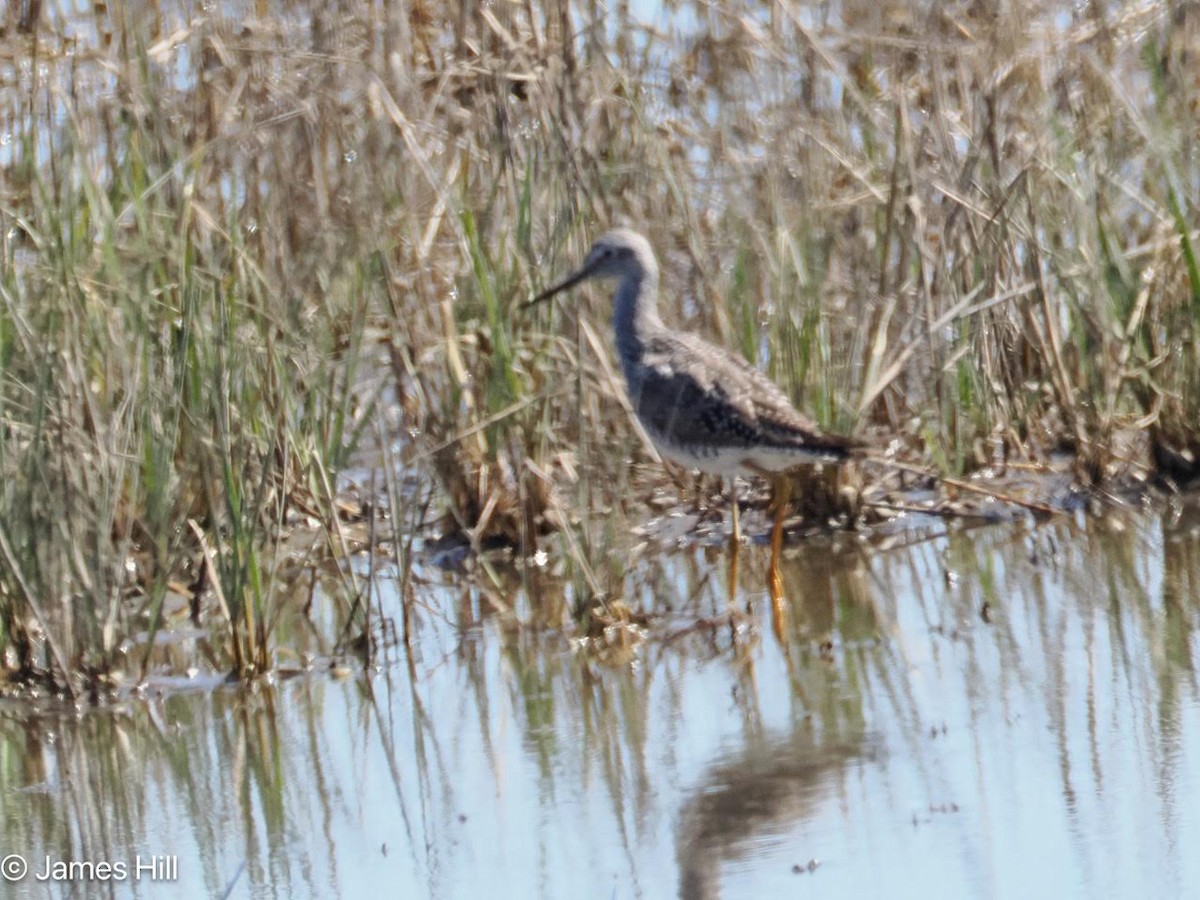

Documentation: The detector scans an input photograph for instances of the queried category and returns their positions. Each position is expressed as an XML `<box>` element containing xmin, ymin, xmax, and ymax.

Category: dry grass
<box><xmin>0</xmin><ymin>0</ymin><xmax>1196</xmax><ymax>692</ymax></box>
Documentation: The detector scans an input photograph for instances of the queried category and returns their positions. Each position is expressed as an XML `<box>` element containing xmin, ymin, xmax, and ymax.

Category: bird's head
<box><xmin>526</xmin><ymin>228</ymin><xmax>658</xmax><ymax>307</ymax></box>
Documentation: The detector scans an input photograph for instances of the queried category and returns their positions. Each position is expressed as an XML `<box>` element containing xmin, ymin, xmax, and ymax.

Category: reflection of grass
<box><xmin>1</xmin><ymin>2</ymin><xmax>1198</xmax><ymax>690</ymax></box>
<box><xmin>1</xmin><ymin>511</ymin><xmax>1191</xmax><ymax>897</ymax></box>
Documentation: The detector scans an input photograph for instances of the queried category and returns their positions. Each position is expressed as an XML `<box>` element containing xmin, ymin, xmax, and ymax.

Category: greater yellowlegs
<box><xmin>528</xmin><ymin>229</ymin><xmax>861</xmax><ymax>577</ymax></box>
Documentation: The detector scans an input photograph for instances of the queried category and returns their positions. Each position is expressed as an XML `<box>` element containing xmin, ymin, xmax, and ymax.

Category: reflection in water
<box><xmin>677</xmin><ymin>732</ymin><xmax>865</xmax><ymax>900</ymax></box>
<box><xmin>1</xmin><ymin>507</ymin><xmax>1199</xmax><ymax>899</ymax></box>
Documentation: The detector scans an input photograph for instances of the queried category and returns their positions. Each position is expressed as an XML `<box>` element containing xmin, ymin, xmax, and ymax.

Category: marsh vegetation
<box><xmin>3</xmin><ymin>5</ymin><xmax>1200</xmax><ymax>900</ymax></box>
<box><xmin>0</xmin><ymin>0</ymin><xmax>1197</xmax><ymax>693</ymax></box>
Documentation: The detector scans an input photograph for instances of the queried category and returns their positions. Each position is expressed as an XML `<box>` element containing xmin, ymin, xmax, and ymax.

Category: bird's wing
<box><xmin>638</xmin><ymin>332</ymin><xmax>853</xmax><ymax>453</ymax></box>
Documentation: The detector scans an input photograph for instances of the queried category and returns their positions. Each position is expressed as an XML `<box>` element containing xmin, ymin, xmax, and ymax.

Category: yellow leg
<box><xmin>729</xmin><ymin>478</ymin><xmax>740</xmax><ymax>544</ymax></box>
<box><xmin>769</xmin><ymin>476</ymin><xmax>792</xmax><ymax>583</ymax></box>
<box><xmin>727</xmin><ymin>478</ymin><xmax>740</xmax><ymax>602</ymax></box>
<box><xmin>768</xmin><ymin>475</ymin><xmax>792</xmax><ymax>642</ymax></box>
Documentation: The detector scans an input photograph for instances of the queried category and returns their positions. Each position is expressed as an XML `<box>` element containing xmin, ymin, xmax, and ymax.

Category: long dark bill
<box><xmin>521</xmin><ymin>257</ymin><xmax>600</xmax><ymax>310</ymax></box>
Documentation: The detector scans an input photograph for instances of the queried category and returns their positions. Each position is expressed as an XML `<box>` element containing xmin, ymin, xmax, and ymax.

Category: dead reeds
<box><xmin>0</xmin><ymin>0</ymin><xmax>1195</xmax><ymax>691</ymax></box>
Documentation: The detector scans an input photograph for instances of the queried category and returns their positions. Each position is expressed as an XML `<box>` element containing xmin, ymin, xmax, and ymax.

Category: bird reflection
<box><xmin>676</xmin><ymin>729</ymin><xmax>867</xmax><ymax>899</ymax></box>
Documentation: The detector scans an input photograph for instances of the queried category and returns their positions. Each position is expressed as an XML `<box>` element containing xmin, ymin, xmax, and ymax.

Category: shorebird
<box><xmin>528</xmin><ymin>228</ymin><xmax>861</xmax><ymax>586</ymax></box>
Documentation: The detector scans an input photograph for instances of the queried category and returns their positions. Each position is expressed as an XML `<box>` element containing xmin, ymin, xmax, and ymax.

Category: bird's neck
<box><xmin>612</xmin><ymin>271</ymin><xmax>663</xmax><ymax>378</ymax></box>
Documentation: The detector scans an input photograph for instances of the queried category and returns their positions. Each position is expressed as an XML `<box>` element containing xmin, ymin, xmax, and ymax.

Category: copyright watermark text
<box><xmin>1</xmin><ymin>853</ymin><xmax>178</xmax><ymax>883</ymax></box>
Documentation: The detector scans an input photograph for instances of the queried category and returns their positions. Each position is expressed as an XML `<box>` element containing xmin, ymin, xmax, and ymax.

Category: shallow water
<box><xmin>3</xmin><ymin>500</ymin><xmax>1200</xmax><ymax>899</ymax></box>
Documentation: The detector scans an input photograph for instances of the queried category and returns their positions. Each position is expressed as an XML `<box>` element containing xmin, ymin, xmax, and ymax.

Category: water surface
<box><xmin>3</xmin><ymin>502</ymin><xmax>1200</xmax><ymax>899</ymax></box>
